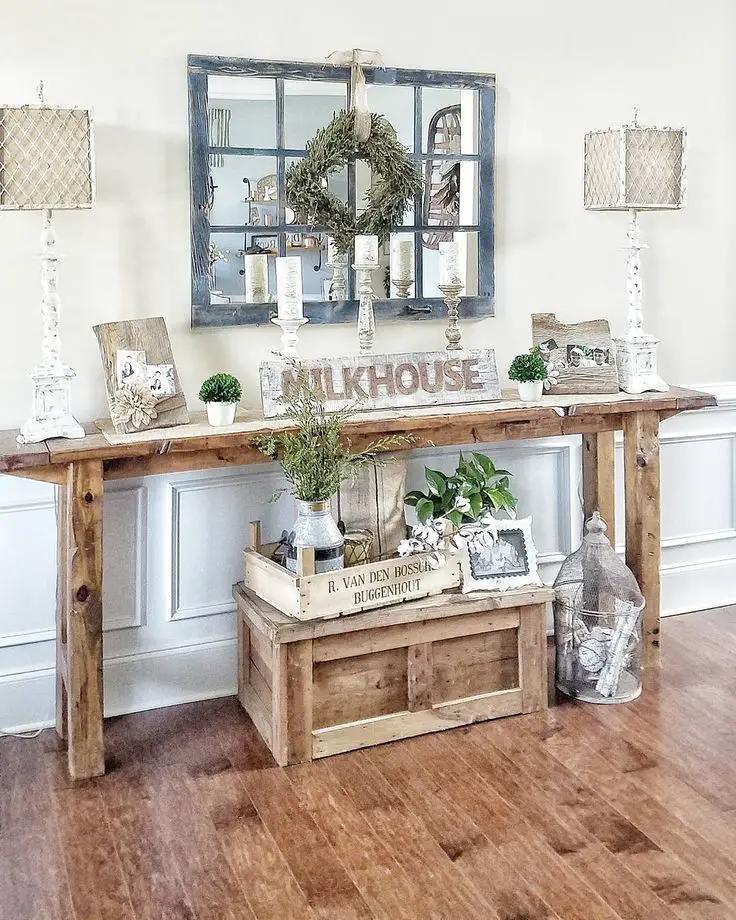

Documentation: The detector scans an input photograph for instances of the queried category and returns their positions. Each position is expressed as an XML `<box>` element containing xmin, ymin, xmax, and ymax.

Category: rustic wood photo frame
<box><xmin>532</xmin><ymin>313</ymin><xmax>619</xmax><ymax>395</ymax></box>
<box><xmin>94</xmin><ymin>317</ymin><xmax>189</xmax><ymax>433</ymax></box>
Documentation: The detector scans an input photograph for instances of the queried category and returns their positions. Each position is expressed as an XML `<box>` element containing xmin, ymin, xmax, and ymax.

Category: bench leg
<box><xmin>582</xmin><ymin>431</ymin><xmax>616</xmax><ymax>546</ymax></box>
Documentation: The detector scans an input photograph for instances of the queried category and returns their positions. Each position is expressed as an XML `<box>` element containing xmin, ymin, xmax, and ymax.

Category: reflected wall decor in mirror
<box><xmin>188</xmin><ymin>56</ymin><xmax>495</xmax><ymax>327</ymax></box>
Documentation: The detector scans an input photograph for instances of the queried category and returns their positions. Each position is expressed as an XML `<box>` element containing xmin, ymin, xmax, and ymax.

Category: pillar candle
<box><xmin>244</xmin><ymin>253</ymin><xmax>269</xmax><ymax>303</ymax></box>
<box><xmin>390</xmin><ymin>233</ymin><xmax>414</xmax><ymax>281</ymax></box>
<box><xmin>439</xmin><ymin>239</ymin><xmax>462</xmax><ymax>286</ymax></box>
<box><xmin>276</xmin><ymin>256</ymin><xmax>303</xmax><ymax>319</ymax></box>
<box><xmin>354</xmin><ymin>234</ymin><xmax>379</xmax><ymax>267</ymax></box>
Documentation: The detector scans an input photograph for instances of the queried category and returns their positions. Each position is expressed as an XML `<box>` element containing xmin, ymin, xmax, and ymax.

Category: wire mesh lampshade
<box><xmin>0</xmin><ymin>105</ymin><xmax>94</xmax><ymax>210</ymax></box>
<box><xmin>584</xmin><ymin>120</ymin><xmax>686</xmax><ymax>211</ymax></box>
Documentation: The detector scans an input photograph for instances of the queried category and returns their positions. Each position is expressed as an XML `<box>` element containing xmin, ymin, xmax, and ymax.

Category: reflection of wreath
<box><xmin>286</xmin><ymin>110</ymin><xmax>422</xmax><ymax>255</ymax></box>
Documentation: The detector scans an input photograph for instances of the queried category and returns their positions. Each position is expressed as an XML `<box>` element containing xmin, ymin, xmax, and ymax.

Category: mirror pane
<box><xmin>422</xmin><ymin>230</ymin><xmax>479</xmax><ymax>298</ymax></box>
<box><xmin>422</xmin><ymin>87</ymin><xmax>478</xmax><ymax>155</ymax></box>
<box><xmin>366</xmin><ymin>84</ymin><xmax>414</xmax><ymax>150</ymax></box>
<box><xmin>209</xmin><ymin>155</ymin><xmax>278</xmax><ymax>227</ymax></box>
<box><xmin>422</xmin><ymin>160</ymin><xmax>478</xmax><ymax>228</ymax></box>
<box><xmin>207</xmin><ymin>76</ymin><xmax>277</xmax><ymax>148</ymax></box>
<box><xmin>284</xmin><ymin>80</ymin><xmax>348</xmax><ymax>150</ymax></box>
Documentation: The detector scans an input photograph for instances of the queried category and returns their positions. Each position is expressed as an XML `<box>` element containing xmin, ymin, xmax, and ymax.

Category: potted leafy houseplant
<box><xmin>509</xmin><ymin>349</ymin><xmax>548</xmax><ymax>402</ymax></box>
<box><xmin>255</xmin><ymin>366</ymin><xmax>410</xmax><ymax>574</ymax></box>
<box><xmin>199</xmin><ymin>373</ymin><xmax>242</xmax><ymax>426</ymax></box>
<box><xmin>401</xmin><ymin>453</ymin><xmax>517</xmax><ymax>567</ymax></box>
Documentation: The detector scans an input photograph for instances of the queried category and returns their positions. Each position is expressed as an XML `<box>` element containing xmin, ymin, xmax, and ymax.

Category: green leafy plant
<box><xmin>404</xmin><ymin>452</ymin><xmax>517</xmax><ymax>526</ymax></box>
<box><xmin>508</xmin><ymin>349</ymin><xmax>548</xmax><ymax>383</ymax></box>
<box><xmin>199</xmin><ymin>373</ymin><xmax>243</xmax><ymax>404</ymax></box>
<box><xmin>254</xmin><ymin>365</ymin><xmax>412</xmax><ymax>502</ymax></box>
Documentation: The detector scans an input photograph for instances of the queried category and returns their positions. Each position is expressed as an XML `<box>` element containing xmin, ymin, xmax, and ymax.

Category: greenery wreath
<box><xmin>286</xmin><ymin>109</ymin><xmax>423</xmax><ymax>255</ymax></box>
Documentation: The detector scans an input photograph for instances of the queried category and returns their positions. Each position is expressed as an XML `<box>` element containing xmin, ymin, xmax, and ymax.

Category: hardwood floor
<box><xmin>2</xmin><ymin>607</ymin><xmax>736</xmax><ymax>920</ymax></box>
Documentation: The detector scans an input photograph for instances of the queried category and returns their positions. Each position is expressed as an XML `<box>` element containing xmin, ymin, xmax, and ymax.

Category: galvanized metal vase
<box><xmin>286</xmin><ymin>499</ymin><xmax>344</xmax><ymax>574</ymax></box>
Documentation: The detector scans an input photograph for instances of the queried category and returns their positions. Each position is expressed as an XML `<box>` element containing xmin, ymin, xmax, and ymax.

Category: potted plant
<box><xmin>401</xmin><ymin>453</ymin><xmax>517</xmax><ymax>567</ymax></box>
<box><xmin>255</xmin><ymin>365</ymin><xmax>410</xmax><ymax>574</ymax></box>
<box><xmin>199</xmin><ymin>373</ymin><xmax>242</xmax><ymax>426</ymax></box>
<box><xmin>508</xmin><ymin>349</ymin><xmax>548</xmax><ymax>402</ymax></box>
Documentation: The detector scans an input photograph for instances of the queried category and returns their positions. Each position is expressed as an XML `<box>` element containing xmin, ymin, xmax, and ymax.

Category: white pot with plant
<box><xmin>508</xmin><ymin>350</ymin><xmax>548</xmax><ymax>402</ymax></box>
<box><xmin>400</xmin><ymin>452</ymin><xmax>517</xmax><ymax>568</ymax></box>
<box><xmin>255</xmin><ymin>365</ymin><xmax>411</xmax><ymax>574</ymax></box>
<box><xmin>199</xmin><ymin>373</ymin><xmax>242</xmax><ymax>426</ymax></box>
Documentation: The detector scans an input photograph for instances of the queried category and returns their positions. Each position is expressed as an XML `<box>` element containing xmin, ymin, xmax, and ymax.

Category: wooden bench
<box><xmin>234</xmin><ymin>581</ymin><xmax>555</xmax><ymax>765</ymax></box>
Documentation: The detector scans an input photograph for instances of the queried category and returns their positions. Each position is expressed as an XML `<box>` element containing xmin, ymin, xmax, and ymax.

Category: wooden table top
<box><xmin>0</xmin><ymin>386</ymin><xmax>718</xmax><ymax>475</ymax></box>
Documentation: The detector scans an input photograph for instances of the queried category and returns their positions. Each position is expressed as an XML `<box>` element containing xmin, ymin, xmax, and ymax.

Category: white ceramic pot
<box><xmin>518</xmin><ymin>380</ymin><xmax>544</xmax><ymax>402</ymax></box>
<box><xmin>206</xmin><ymin>402</ymin><xmax>237</xmax><ymax>426</ymax></box>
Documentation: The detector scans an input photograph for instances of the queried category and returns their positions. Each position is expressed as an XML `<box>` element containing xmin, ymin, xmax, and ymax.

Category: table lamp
<box><xmin>584</xmin><ymin>110</ymin><xmax>686</xmax><ymax>393</ymax></box>
<box><xmin>1</xmin><ymin>82</ymin><xmax>94</xmax><ymax>443</ymax></box>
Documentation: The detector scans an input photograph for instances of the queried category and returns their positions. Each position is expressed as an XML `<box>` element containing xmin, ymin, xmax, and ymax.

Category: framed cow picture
<box><xmin>460</xmin><ymin>517</ymin><xmax>542</xmax><ymax>593</ymax></box>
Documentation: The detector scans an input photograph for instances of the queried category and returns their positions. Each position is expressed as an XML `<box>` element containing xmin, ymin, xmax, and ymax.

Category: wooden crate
<box><xmin>243</xmin><ymin>521</ymin><xmax>461</xmax><ymax>621</ymax></box>
<box><xmin>234</xmin><ymin>581</ymin><xmax>554</xmax><ymax>765</ymax></box>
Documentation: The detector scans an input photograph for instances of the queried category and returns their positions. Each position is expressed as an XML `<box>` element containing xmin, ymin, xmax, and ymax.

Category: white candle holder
<box><xmin>327</xmin><ymin>252</ymin><xmax>348</xmax><ymax>302</ymax></box>
<box><xmin>353</xmin><ymin>262</ymin><xmax>376</xmax><ymax>355</ymax></box>
<box><xmin>438</xmin><ymin>282</ymin><xmax>464</xmax><ymax>351</ymax></box>
<box><xmin>271</xmin><ymin>316</ymin><xmax>309</xmax><ymax>358</ymax></box>
<box><xmin>391</xmin><ymin>275</ymin><xmax>414</xmax><ymax>299</ymax></box>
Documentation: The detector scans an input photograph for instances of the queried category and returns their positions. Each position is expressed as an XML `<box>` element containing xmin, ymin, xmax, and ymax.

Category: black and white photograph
<box><xmin>565</xmin><ymin>344</ymin><xmax>611</xmax><ymax>368</ymax></box>
<box><xmin>146</xmin><ymin>364</ymin><xmax>176</xmax><ymax>396</ymax></box>
<box><xmin>461</xmin><ymin>517</ymin><xmax>542</xmax><ymax>593</ymax></box>
<box><xmin>116</xmin><ymin>349</ymin><xmax>147</xmax><ymax>389</ymax></box>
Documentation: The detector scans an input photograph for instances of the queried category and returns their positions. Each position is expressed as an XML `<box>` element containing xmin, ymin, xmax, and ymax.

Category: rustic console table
<box><xmin>0</xmin><ymin>387</ymin><xmax>716</xmax><ymax>779</ymax></box>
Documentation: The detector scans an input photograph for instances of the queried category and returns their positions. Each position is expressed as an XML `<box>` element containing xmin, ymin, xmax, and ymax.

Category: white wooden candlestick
<box><xmin>613</xmin><ymin>210</ymin><xmax>668</xmax><ymax>394</ymax></box>
<box><xmin>438</xmin><ymin>281</ymin><xmax>464</xmax><ymax>351</ymax></box>
<box><xmin>353</xmin><ymin>262</ymin><xmax>376</xmax><ymax>355</ymax></box>
<box><xmin>18</xmin><ymin>210</ymin><xmax>85</xmax><ymax>444</ymax></box>
<box><xmin>327</xmin><ymin>249</ymin><xmax>348</xmax><ymax>302</ymax></box>
<box><xmin>271</xmin><ymin>316</ymin><xmax>309</xmax><ymax>358</ymax></box>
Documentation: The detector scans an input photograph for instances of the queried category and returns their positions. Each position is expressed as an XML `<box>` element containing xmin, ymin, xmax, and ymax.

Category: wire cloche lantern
<box><xmin>553</xmin><ymin>512</ymin><xmax>644</xmax><ymax>703</ymax></box>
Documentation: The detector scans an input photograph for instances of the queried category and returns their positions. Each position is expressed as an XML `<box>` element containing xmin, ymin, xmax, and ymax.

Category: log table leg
<box><xmin>64</xmin><ymin>459</ymin><xmax>105</xmax><ymax>778</ymax></box>
<box><xmin>55</xmin><ymin>480</ymin><xmax>70</xmax><ymax>741</ymax></box>
<box><xmin>582</xmin><ymin>431</ymin><xmax>616</xmax><ymax>545</ymax></box>
<box><xmin>623</xmin><ymin>411</ymin><xmax>661</xmax><ymax>669</ymax></box>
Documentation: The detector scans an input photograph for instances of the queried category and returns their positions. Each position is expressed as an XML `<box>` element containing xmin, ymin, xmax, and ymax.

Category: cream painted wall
<box><xmin>0</xmin><ymin>0</ymin><xmax>734</xmax><ymax>426</ymax></box>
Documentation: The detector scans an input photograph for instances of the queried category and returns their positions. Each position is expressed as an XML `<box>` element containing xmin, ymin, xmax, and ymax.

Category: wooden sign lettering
<box><xmin>260</xmin><ymin>349</ymin><xmax>501</xmax><ymax>418</ymax></box>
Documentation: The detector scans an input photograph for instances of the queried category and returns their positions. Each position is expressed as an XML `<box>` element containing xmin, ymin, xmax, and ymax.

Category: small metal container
<box><xmin>286</xmin><ymin>500</ymin><xmax>344</xmax><ymax>574</ymax></box>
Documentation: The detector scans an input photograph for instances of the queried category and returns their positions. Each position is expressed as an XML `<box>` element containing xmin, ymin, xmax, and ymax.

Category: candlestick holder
<box><xmin>353</xmin><ymin>262</ymin><xmax>376</xmax><ymax>355</ymax></box>
<box><xmin>327</xmin><ymin>251</ymin><xmax>348</xmax><ymax>302</ymax></box>
<box><xmin>391</xmin><ymin>276</ymin><xmax>413</xmax><ymax>299</ymax></box>
<box><xmin>438</xmin><ymin>282</ymin><xmax>464</xmax><ymax>351</ymax></box>
<box><xmin>271</xmin><ymin>316</ymin><xmax>309</xmax><ymax>358</ymax></box>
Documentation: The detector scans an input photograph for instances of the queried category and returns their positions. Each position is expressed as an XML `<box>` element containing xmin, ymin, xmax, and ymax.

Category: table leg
<box><xmin>55</xmin><ymin>480</ymin><xmax>70</xmax><ymax>741</ymax></box>
<box><xmin>65</xmin><ymin>459</ymin><xmax>105</xmax><ymax>778</ymax></box>
<box><xmin>582</xmin><ymin>431</ymin><xmax>616</xmax><ymax>545</ymax></box>
<box><xmin>623</xmin><ymin>411</ymin><xmax>661</xmax><ymax>668</ymax></box>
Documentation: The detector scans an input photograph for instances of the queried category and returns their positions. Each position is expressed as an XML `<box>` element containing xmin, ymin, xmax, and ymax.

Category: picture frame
<box><xmin>460</xmin><ymin>517</ymin><xmax>542</xmax><ymax>593</ymax></box>
<box><xmin>532</xmin><ymin>313</ymin><xmax>619</xmax><ymax>395</ymax></box>
<box><xmin>94</xmin><ymin>317</ymin><xmax>189</xmax><ymax>434</ymax></box>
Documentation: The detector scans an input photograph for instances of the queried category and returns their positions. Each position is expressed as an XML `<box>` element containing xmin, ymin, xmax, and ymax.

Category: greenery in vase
<box><xmin>255</xmin><ymin>365</ymin><xmax>412</xmax><ymax>502</ymax></box>
<box><xmin>199</xmin><ymin>373</ymin><xmax>242</xmax><ymax>404</ymax></box>
<box><xmin>404</xmin><ymin>452</ymin><xmax>517</xmax><ymax>527</ymax></box>
<box><xmin>508</xmin><ymin>349</ymin><xmax>548</xmax><ymax>383</ymax></box>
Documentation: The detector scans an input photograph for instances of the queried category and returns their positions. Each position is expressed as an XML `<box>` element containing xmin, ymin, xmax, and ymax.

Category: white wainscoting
<box><xmin>1</xmin><ymin>384</ymin><xmax>734</xmax><ymax>732</ymax></box>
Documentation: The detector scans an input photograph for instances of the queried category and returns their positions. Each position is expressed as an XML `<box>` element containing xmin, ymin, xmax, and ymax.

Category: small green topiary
<box><xmin>199</xmin><ymin>373</ymin><xmax>242</xmax><ymax>404</ymax></box>
<box><xmin>508</xmin><ymin>350</ymin><xmax>548</xmax><ymax>383</ymax></box>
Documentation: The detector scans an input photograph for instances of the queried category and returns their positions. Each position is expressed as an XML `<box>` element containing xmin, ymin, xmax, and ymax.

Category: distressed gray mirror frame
<box><xmin>188</xmin><ymin>55</ymin><xmax>496</xmax><ymax>328</ymax></box>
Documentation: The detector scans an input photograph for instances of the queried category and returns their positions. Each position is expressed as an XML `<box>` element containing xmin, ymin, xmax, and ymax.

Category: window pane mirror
<box><xmin>188</xmin><ymin>56</ymin><xmax>496</xmax><ymax>327</ymax></box>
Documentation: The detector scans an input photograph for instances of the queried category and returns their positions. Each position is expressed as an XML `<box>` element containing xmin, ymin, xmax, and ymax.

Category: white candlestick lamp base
<box><xmin>613</xmin><ymin>335</ymin><xmax>668</xmax><ymax>394</ymax></box>
<box><xmin>353</xmin><ymin>262</ymin><xmax>376</xmax><ymax>355</ymax></box>
<box><xmin>271</xmin><ymin>317</ymin><xmax>309</xmax><ymax>358</ymax></box>
<box><xmin>438</xmin><ymin>282</ymin><xmax>464</xmax><ymax>351</ymax></box>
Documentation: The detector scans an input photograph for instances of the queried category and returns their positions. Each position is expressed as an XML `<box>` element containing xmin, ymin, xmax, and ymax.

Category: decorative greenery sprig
<box><xmin>404</xmin><ymin>452</ymin><xmax>517</xmax><ymax>527</ymax></box>
<box><xmin>508</xmin><ymin>349</ymin><xmax>548</xmax><ymax>383</ymax></box>
<box><xmin>199</xmin><ymin>373</ymin><xmax>242</xmax><ymax>404</ymax></box>
<box><xmin>286</xmin><ymin>110</ymin><xmax>423</xmax><ymax>254</ymax></box>
<box><xmin>255</xmin><ymin>365</ymin><xmax>412</xmax><ymax>502</ymax></box>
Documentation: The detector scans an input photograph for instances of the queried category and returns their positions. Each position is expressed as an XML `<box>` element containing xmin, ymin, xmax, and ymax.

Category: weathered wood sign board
<box><xmin>260</xmin><ymin>349</ymin><xmax>501</xmax><ymax>418</ymax></box>
<box><xmin>532</xmin><ymin>313</ymin><xmax>619</xmax><ymax>395</ymax></box>
<box><xmin>244</xmin><ymin>548</ymin><xmax>462</xmax><ymax>620</ymax></box>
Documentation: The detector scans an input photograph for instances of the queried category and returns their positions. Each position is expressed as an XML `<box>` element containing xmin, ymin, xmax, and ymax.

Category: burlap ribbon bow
<box><xmin>324</xmin><ymin>49</ymin><xmax>384</xmax><ymax>142</ymax></box>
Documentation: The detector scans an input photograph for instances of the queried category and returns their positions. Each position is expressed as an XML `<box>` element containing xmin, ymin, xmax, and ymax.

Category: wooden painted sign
<box><xmin>260</xmin><ymin>349</ymin><xmax>501</xmax><ymax>418</ymax></box>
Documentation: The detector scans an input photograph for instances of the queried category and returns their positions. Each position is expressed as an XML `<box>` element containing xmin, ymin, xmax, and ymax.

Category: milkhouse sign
<box><xmin>259</xmin><ymin>349</ymin><xmax>501</xmax><ymax>418</ymax></box>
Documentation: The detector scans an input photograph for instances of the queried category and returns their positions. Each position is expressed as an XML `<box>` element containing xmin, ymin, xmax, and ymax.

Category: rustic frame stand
<box><xmin>0</xmin><ymin>387</ymin><xmax>715</xmax><ymax>779</ymax></box>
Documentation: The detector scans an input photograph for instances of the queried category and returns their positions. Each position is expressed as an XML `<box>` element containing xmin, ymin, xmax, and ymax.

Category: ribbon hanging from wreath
<box><xmin>286</xmin><ymin>51</ymin><xmax>423</xmax><ymax>255</ymax></box>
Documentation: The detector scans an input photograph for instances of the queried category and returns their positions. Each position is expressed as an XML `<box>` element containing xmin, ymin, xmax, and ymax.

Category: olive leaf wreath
<box><xmin>285</xmin><ymin>109</ymin><xmax>423</xmax><ymax>255</ymax></box>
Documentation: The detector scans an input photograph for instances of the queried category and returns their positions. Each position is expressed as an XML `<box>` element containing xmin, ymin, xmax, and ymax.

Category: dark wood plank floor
<box><xmin>2</xmin><ymin>607</ymin><xmax>736</xmax><ymax>920</ymax></box>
